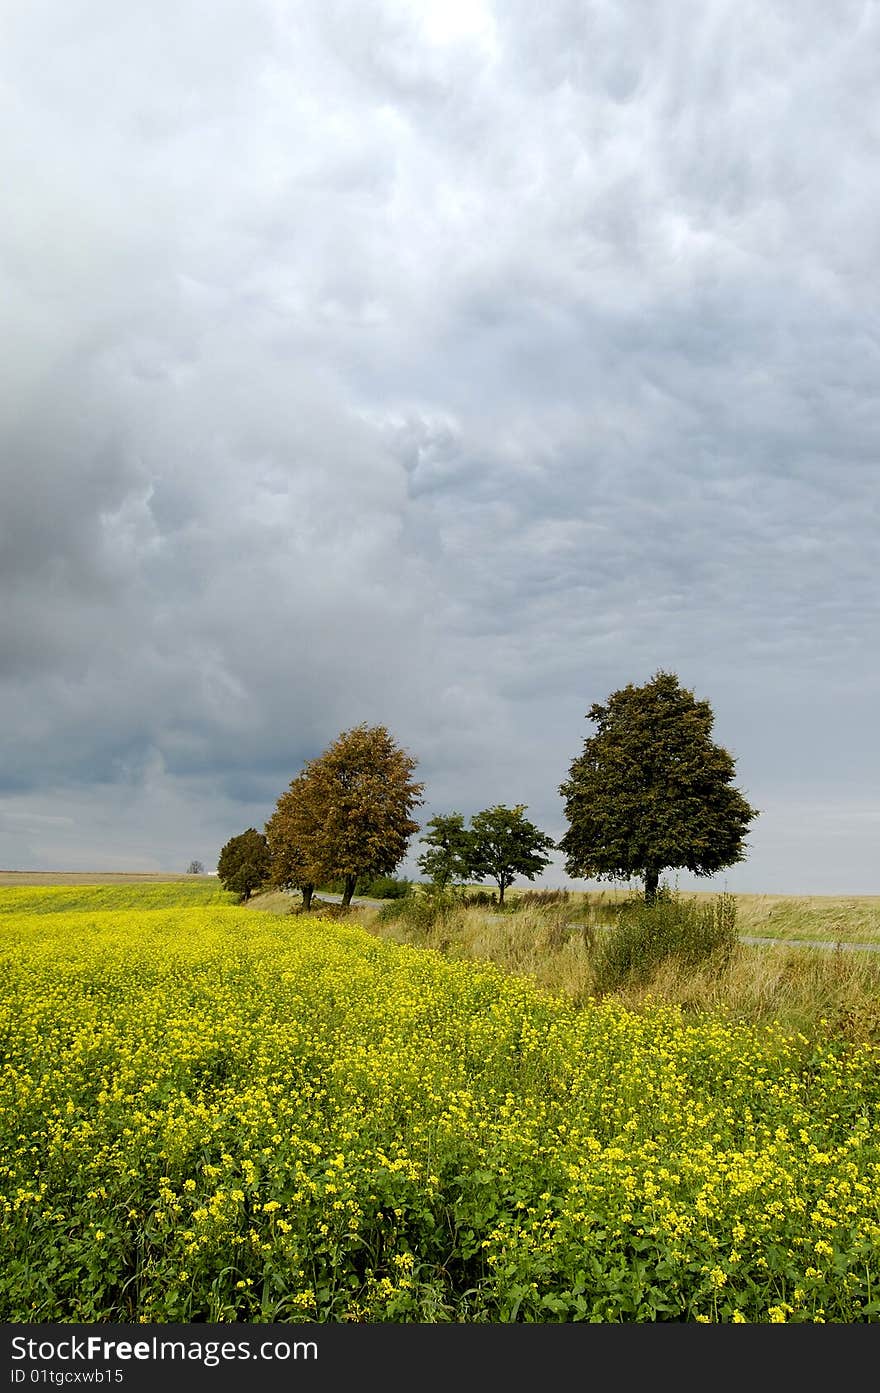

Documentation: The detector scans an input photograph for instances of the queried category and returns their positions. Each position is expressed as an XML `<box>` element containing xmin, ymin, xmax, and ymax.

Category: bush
<box><xmin>377</xmin><ymin>887</ymin><xmax>458</xmax><ymax>934</ymax></box>
<box><xmin>319</xmin><ymin>875</ymin><xmax>412</xmax><ymax>899</ymax></box>
<box><xmin>359</xmin><ymin>875</ymin><xmax>413</xmax><ymax>899</ymax></box>
<box><xmin>462</xmin><ymin>890</ymin><xmax>497</xmax><ymax>908</ymax></box>
<box><xmin>592</xmin><ymin>893</ymin><xmax>738</xmax><ymax>994</ymax></box>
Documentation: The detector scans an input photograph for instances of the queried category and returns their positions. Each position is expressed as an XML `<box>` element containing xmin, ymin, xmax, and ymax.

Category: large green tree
<box><xmin>268</xmin><ymin>724</ymin><xmax>424</xmax><ymax>907</ymax></box>
<box><xmin>416</xmin><ymin>812</ymin><xmax>474</xmax><ymax>890</ymax></box>
<box><xmin>468</xmin><ymin>804</ymin><xmax>555</xmax><ymax>906</ymax></box>
<box><xmin>216</xmin><ymin>828</ymin><xmax>271</xmax><ymax>902</ymax></box>
<box><xmin>558</xmin><ymin>671</ymin><xmax>758</xmax><ymax>904</ymax></box>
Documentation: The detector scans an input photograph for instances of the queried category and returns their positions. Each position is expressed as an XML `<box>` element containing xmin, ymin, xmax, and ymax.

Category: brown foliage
<box><xmin>266</xmin><ymin>723</ymin><xmax>424</xmax><ymax>898</ymax></box>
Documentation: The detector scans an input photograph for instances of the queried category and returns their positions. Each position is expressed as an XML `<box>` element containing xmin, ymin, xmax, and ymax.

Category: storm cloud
<box><xmin>2</xmin><ymin>0</ymin><xmax>879</xmax><ymax>890</ymax></box>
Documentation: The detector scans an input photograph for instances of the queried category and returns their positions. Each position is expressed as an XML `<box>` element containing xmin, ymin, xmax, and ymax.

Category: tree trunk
<box><xmin>498</xmin><ymin>881</ymin><xmax>505</xmax><ymax>907</ymax></box>
<box><xmin>302</xmin><ymin>883</ymin><xmax>314</xmax><ymax>911</ymax></box>
<box><xmin>341</xmin><ymin>873</ymin><xmax>356</xmax><ymax>907</ymax></box>
<box><xmin>644</xmin><ymin>866</ymin><xmax>659</xmax><ymax>906</ymax></box>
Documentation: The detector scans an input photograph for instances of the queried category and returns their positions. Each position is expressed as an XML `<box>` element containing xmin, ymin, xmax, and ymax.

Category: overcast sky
<box><xmin>2</xmin><ymin>0</ymin><xmax>879</xmax><ymax>892</ymax></box>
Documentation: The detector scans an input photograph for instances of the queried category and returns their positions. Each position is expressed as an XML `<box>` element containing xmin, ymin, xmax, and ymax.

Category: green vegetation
<box><xmin>0</xmin><ymin>882</ymin><xmax>233</xmax><ymax>915</ymax></box>
<box><xmin>417</xmin><ymin>805</ymin><xmax>555</xmax><ymax>904</ymax></box>
<box><xmin>591</xmin><ymin>893</ymin><xmax>739</xmax><ymax>994</ymax></box>
<box><xmin>559</xmin><ymin>671</ymin><xmax>758</xmax><ymax>904</ymax></box>
<box><xmin>2</xmin><ymin>883</ymin><xmax>879</xmax><ymax>1323</ymax></box>
<box><xmin>467</xmin><ymin>804</ymin><xmax>555</xmax><ymax>906</ymax></box>
<box><xmin>318</xmin><ymin>874</ymin><xmax>412</xmax><ymax>899</ymax></box>
<box><xmin>217</xmin><ymin>829</ymin><xmax>271</xmax><ymax>902</ymax></box>
<box><xmin>726</xmin><ymin>895</ymin><xmax>880</xmax><ymax>943</ymax></box>
<box><xmin>366</xmin><ymin>889</ymin><xmax>880</xmax><ymax>1041</ymax></box>
<box><xmin>417</xmin><ymin>812</ymin><xmax>473</xmax><ymax>890</ymax></box>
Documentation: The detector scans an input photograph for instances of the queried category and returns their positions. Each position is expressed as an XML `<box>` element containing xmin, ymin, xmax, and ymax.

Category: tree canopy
<box><xmin>264</xmin><ymin>770</ymin><xmax>325</xmax><ymax>910</ymax></box>
<box><xmin>467</xmin><ymin>804</ymin><xmax>555</xmax><ymax>906</ymax></box>
<box><xmin>267</xmin><ymin>723</ymin><xmax>424</xmax><ymax>907</ymax></box>
<box><xmin>558</xmin><ymin>670</ymin><xmax>758</xmax><ymax>904</ymax></box>
<box><xmin>416</xmin><ymin>812</ymin><xmax>473</xmax><ymax>890</ymax></box>
<box><xmin>216</xmin><ymin>828</ymin><xmax>271</xmax><ymax>902</ymax></box>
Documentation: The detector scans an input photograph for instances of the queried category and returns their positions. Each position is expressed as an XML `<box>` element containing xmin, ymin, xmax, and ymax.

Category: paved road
<box><xmin>292</xmin><ymin>890</ymin><xmax>390</xmax><ymax>909</ymax></box>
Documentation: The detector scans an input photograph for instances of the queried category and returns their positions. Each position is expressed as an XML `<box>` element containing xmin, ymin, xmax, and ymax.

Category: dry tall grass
<box><xmin>368</xmin><ymin>895</ymin><xmax>880</xmax><ymax>1042</ymax></box>
<box><xmin>507</xmin><ymin>887</ymin><xmax>880</xmax><ymax>942</ymax></box>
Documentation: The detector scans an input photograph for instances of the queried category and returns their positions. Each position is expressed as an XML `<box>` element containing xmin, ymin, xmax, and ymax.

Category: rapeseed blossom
<box><xmin>0</xmin><ymin>885</ymin><xmax>878</xmax><ymax>1322</ymax></box>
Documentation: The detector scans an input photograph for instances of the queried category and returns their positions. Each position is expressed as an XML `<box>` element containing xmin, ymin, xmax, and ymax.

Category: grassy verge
<box><xmin>499</xmin><ymin>888</ymin><xmax>880</xmax><ymax>944</ymax></box>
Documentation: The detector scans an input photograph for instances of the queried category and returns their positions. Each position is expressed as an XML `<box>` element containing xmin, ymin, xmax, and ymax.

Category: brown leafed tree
<box><xmin>265</xmin><ymin>770</ymin><xmax>326</xmax><ymax>910</ymax></box>
<box><xmin>268</xmin><ymin>723</ymin><xmax>425</xmax><ymax>907</ymax></box>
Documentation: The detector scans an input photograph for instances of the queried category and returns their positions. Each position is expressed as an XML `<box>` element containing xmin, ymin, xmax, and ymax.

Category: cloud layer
<box><xmin>2</xmin><ymin>0</ymin><xmax>879</xmax><ymax>890</ymax></box>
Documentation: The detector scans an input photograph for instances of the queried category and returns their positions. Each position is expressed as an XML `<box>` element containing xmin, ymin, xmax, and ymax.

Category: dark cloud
<box><xmin>1</xmin><ymin>0</ymin><xmax>878</xmax><ymax>888</ymax></box>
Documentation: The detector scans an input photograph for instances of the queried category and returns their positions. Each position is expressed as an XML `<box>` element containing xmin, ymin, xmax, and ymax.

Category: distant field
<box><xmin>718</xmin><ymin>895</ymin><xmax>880</xmax><ymax>943</ymax></box>
<box><xmin>0</xmin><ymin>882</ymin><xmax>233</xmax><ymax>914</ymax></box>
<box><xmin>0</xmin><ymin>871</ymin><xmax>219</xmax><ymax>886</ymax></box>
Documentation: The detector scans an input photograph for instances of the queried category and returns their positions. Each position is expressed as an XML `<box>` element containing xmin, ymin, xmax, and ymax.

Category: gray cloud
<box><xmin>1</xmin><ymin>0</ymin><xmax>878</xmax><ymax>889</ymax></box>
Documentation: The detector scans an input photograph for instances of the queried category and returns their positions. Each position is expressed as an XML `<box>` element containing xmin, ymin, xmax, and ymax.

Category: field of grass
<box><xmin>728</xmin><ymin>895</ymin><xmax>880</xmax><ymax>943</ymax></box>
<box><xmin>2</xmin><ymin>882</ymin><xmax>879</xmax><ymax>1322</ymax></box>
<box><xmin>0</xmin><ymin>871</ymin><xmax>220</xmax><ymax>887</ymax></box>
<box><xmin>496</xmin><ymin>887</ymin><xmax>880</xmax><ymax>945</ymax></box>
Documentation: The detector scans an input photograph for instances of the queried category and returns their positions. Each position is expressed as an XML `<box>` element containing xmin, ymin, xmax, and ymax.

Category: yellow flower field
<box><xmin>1</xmin><ymin>885</ymin><xmax>878</xmax><ymax>1322</ymax></box>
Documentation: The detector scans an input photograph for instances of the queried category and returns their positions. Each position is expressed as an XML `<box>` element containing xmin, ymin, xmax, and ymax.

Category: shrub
<box><xmin>377</xmin><ymin>887</ymin><xmax>459</xmax><ymax>934</ymax></box>
<box><xmin>320</xmin><ymin>875</ymin><xmax>411</xmax><ymax>899</ymax></box>
<box><xmin>592</xmin><ymin>893</ymin><xmax>738</xmax><ymax>994</ymax></box>
<box><xmin>359</xmin><ymin>875</ymin><xmax>413</xmax><ymax>899</ymax></box>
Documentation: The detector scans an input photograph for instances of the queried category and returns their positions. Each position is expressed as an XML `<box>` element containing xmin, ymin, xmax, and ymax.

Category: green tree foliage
<box><xmin>268</xmin><ymin>724</ymin><xmax>424</xmax><ymax>907</ymax></box>
<box><xmin>416</xmin><ymin>812</ymin><xmax>474</xmax><ymax>890</ymax></box>
<box><xmin>216</xmin><ymin>829</ymin><xmax>271</xmax><ymax>902</ymax></box>
<box><xmin>468</xmin><ymin>804</ymin><xmax>555</xmax><ymax>906</ymax></box>
<box><xmin>558</xmin><ymin>671</ymin><xmax>759</xmax><ymax>905</ymax></box>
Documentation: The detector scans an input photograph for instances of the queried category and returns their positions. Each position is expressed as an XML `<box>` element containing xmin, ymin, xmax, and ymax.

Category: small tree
<box><xmin>217</xmin><ymin>829</ymin><xmax>271</xmax><ymax>902</ymax></box>
<box><xmin>417</xmin><ymin>812</ymin><xmax>474</xmax><ymax>891</ymax></box>
<box><xmin>185</xmin><ymin>860</ymin><xmax>205</xmax><ymax>875</ymax></box>
<box><xmin>468</xmin><ymin>804</ymin><xmax>555</xmax><ymax>907</ymax></box>
<box><xmin>558</xmin><ymin>670</ymin><xmax>758</xmax><ymax>905</ymax></box>
<box><xmin>268</xmin><ymin>724</ymin><xmax>424</xmax><ymax>907</ymax></box>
